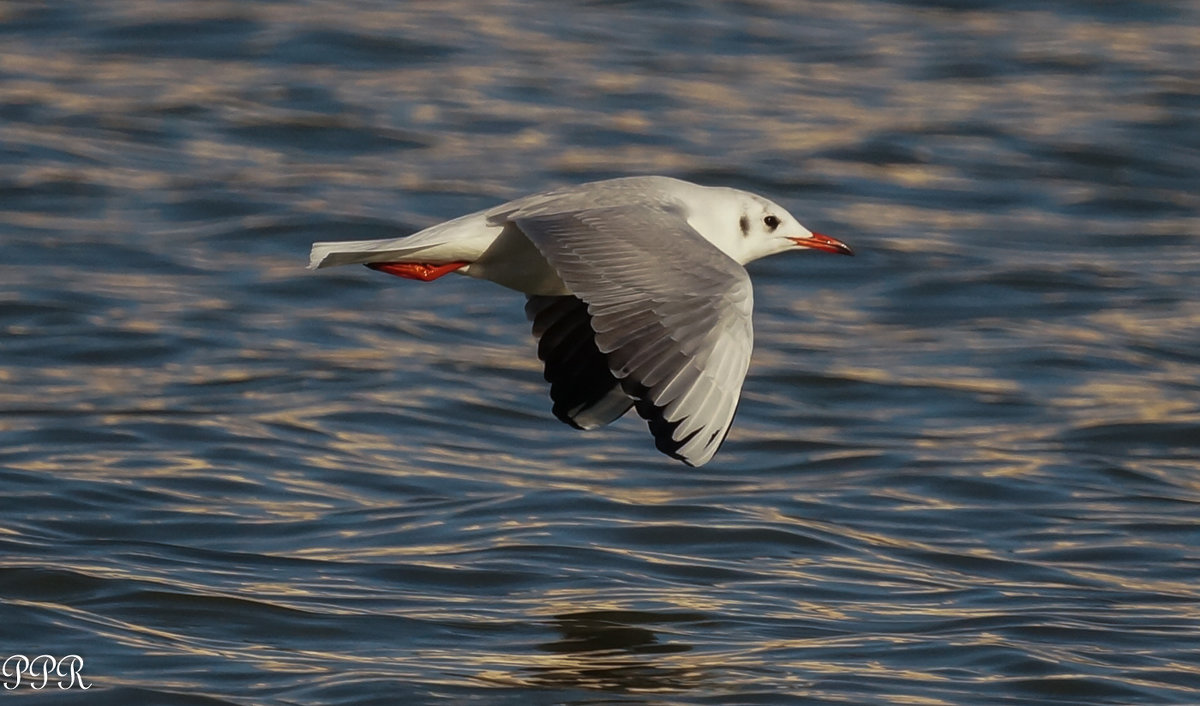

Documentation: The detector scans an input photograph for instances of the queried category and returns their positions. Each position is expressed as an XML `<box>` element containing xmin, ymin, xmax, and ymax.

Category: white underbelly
<box><xmin>460</xmin><ymin>223</ymin><xmax>570</xmax><ymax>296</ymax></box>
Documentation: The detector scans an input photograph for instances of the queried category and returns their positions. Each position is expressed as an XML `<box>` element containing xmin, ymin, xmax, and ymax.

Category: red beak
<box><xmin>789</xmin><ymin>232</ymin><xmax>854</xmax><ymax>256</ymax></box>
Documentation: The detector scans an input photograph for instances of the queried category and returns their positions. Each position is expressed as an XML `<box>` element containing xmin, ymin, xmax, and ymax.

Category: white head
<box><xmin>685</xmin><ymin>186</ymin><xmax>854</xmax><ymax>265</ymax></box>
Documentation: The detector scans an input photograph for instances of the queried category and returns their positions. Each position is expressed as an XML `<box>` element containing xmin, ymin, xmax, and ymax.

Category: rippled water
<box><xmin>2</xmin><ymin>0</ymin><xmax>1199</xmax><ymax>703</ymax></box>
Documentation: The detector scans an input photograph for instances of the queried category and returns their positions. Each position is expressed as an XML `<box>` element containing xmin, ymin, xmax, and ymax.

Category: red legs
<box><xmin>366</xmin><ymin>261</ymin><xmax>469</xmax><ymax>282</ymax></box>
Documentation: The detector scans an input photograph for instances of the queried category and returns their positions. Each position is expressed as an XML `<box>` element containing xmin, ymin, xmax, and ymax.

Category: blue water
<box><xmin>2</xmin><ymin>1</ymin><xmax>1198</xmax><ymax>704</ymax></box>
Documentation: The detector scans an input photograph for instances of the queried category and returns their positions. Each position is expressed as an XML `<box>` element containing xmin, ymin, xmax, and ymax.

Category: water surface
<box><xmin>1</xmin><ymin>0</ymin><xmax>1198</xmax><ymax>703</ymax></box>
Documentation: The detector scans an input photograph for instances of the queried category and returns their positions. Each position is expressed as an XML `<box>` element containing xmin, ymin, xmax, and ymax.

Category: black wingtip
<box><xmin>632</xmin><ymin>397</ymin><xmax>702</xmax><ymax>465</ymax></box>
<box><xmin>527</xmin><ymin>295</ymin><xmax>634</xmax><ymax>432</ymax></box>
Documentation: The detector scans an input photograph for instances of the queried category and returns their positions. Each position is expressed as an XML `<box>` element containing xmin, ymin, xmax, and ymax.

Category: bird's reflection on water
<box><xmin>525</xmin><ymin>611</ymin><xmax>700</xmax><ymax>692</ymax></box>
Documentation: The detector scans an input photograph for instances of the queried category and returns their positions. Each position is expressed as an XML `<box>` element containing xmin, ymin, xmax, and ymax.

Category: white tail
<box><xmin>308</xmin><ymin>210</ymin><xmax>495</xmax><ymax>270</ymax></box>
<box><xmin>308</xmin><ymin>238</ymin><xmax>442</xmax><ymax>270</ymax></box>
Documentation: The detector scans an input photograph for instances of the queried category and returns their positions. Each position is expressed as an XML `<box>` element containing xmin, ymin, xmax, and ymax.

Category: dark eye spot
<box><xmin>739</xmin><ymin>215</ymin><xmax>750</xmax><ymax>237</ymax></box>
<box><xmin>763</xmin><ymin>215</ymin><xmax>780</xmax><ymax>230</ymax></box>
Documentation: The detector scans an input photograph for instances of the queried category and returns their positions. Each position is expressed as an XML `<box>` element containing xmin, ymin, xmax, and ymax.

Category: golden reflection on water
<box><xmin>2</xmin><ymin>1</ymin><xmax>1197</xmax><ymax>701</ymax></box>
<box><xmin>2</xmin><ymin>0</ymin><xmax>1194</xmax><ymax>227</ymax></box>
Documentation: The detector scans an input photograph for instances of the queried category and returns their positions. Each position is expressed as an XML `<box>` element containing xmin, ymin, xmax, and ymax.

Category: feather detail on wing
<box><xmin>504</xmin><ymin>197</ymin><xmax>753</xmax><ymax>467</ymax></box>
<box><xmin>525</xmin><ymin>295</ymin><xmax>634</xmax><ymax>430</ymax></box>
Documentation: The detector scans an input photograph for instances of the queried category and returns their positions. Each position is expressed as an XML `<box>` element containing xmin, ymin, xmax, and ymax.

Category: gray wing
<box><xmin>504</xmin><ymin>200</ymin><xmax>754</xmax><ymax>467</ymax></box>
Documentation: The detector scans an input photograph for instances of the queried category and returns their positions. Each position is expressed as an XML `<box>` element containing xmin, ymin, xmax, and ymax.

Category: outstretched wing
<box><xmin>507</xmin><ymin>201</ymin><xmax>753</xmax><ymax>467</ymax></box>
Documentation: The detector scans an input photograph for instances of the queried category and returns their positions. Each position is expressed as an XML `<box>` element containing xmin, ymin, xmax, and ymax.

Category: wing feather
<box><xmin>524</xmin><ymin>295</ymin><xmax>634</xmax><ymax>430</ymax></box>
<box><xmin>507</xmin><ymin>199</ymin><xmax>753</xmax><ymax>466</ymax></box>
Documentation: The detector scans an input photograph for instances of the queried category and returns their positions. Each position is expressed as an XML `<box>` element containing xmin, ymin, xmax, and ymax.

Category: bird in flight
<box><xmin>310</xmin><ymin>176</ymin><xmax>853</xmax><ymax>466</ymax></box>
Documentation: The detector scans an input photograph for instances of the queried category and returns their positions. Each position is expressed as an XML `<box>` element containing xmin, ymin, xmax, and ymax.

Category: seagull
<box><xmin>309</xmin><ymin>176</ymin><xmax>853</xmax><ymax>466</ymax></box>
